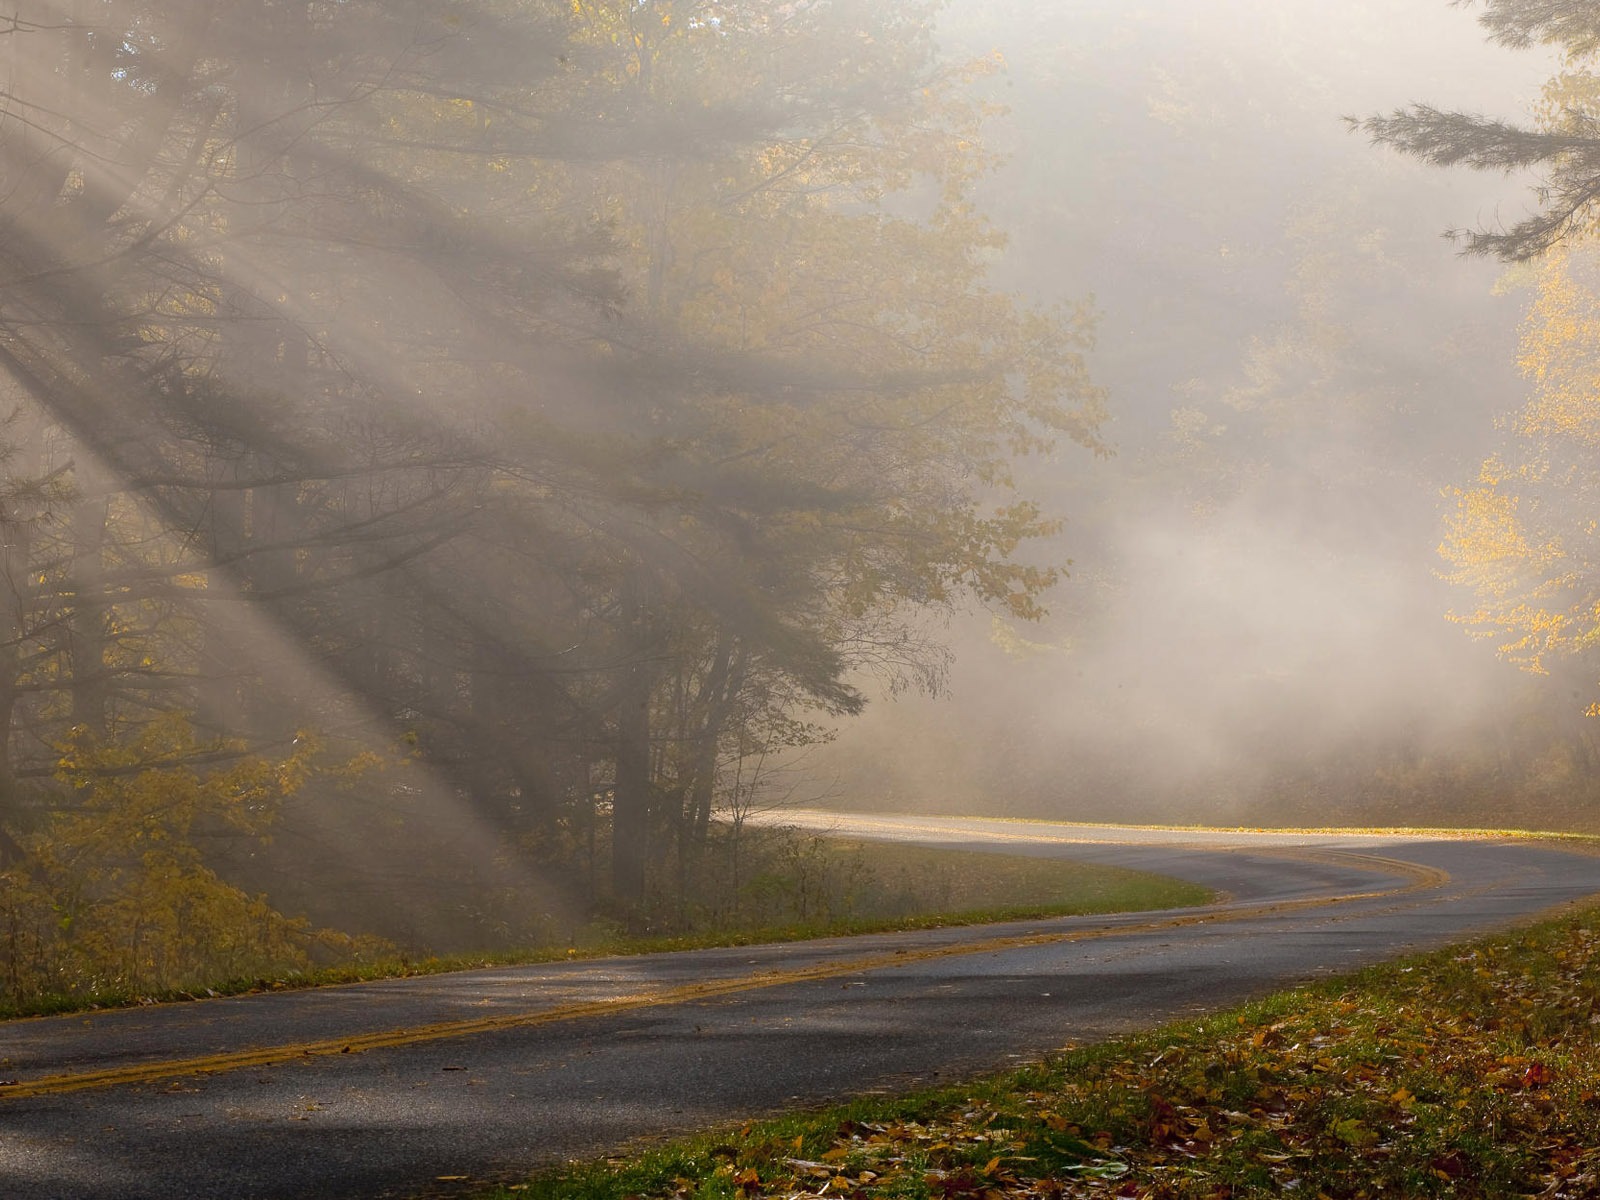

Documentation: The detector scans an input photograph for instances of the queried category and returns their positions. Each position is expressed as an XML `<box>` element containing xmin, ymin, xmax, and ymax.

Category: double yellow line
<box><xmin>0</xmin><ymin>851</ymin><xmax>1448</xmax><ymax>1101</ymax></box>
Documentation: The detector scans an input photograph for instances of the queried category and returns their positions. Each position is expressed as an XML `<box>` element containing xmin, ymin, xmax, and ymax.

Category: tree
<box><xmin>1364</xmin><ymin>2</ymin><xmax>1600</xmax><ymax>725</ymax></box>
<box><xmin>0</xmin><ymin>0</ymin><xmax>1108</xmax><ymax>970</ymax></box>
<box><xmin>537</xmin><ymin>0</ymin><xmax>1105</xmax><ymax>905</ymax></box>
<box><xmin>0</xmin><ymin>0</ymin><xmax>641</xmax><ymax>962</ymax></box>
<box><xmin>1440</xmin><ymin>245</ymin><xmax>1600</xmax><ymax>708</ymax></box>
<box><xmin>1355</xmin><ymin>2</ymin><xmax>1600</xmax><ymax>261</ymax></box>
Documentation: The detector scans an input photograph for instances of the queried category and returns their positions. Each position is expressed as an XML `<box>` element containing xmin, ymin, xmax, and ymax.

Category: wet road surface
<box><xmin>3</xmin><ymin>815</ymin><xmax>1598</xmax><ymax>1198</ymax></box>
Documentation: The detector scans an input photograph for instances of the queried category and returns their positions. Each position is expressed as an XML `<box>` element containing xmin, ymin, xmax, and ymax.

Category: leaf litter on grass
<box><xmin>502</xmin><ymin>903</ymin><xmax>1600</xmax><ymax>1200</ymax></box>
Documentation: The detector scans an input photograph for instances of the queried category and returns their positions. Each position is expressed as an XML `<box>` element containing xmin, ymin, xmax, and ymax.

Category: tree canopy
<box><xmin>0</xmin><ymin>0</ymin><xmax>1104</xmax><ymax>994</ymax></box>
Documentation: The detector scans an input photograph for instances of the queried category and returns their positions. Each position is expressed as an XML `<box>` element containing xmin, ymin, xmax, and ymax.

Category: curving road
<box><xmin>3</xmin><ymin>814</ymin><xmax>1599</xmax><ymax>1199</ymax></box>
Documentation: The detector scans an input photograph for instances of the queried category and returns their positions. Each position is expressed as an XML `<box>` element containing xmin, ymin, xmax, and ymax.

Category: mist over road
<box><xmin>3</xmin><ymin>816</ymin><xmax>1597</xmax><ymax>1199</ymax></box>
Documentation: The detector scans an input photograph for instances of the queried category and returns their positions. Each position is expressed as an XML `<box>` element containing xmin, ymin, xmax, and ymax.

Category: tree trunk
<box><xmin>67</xmin><ymin>477</ymin><xmax>109</xmax><ymax>737</ymax></box>
<box><xmin>611</xmin><ymin>579</ymin><xmax>655</xmax><ymax>906</ymax></box>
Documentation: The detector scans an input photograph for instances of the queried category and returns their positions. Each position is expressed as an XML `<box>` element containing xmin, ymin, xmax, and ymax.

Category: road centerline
<box><xmin>0</xmin><ymin>848</ymin><xmax>1445</xmax><ymax>1101</ymax></box>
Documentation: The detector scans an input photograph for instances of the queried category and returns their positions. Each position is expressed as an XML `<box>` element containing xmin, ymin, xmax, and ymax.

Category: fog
<box><xmin>0</xmin><ymin>0</ymin><xmax>1594</xmax><ymax>982</ymax></box>
<box><xmin>815</xmin><ymin>0</ymin><xmax>1578</xmax><ymax>827</ymax></box>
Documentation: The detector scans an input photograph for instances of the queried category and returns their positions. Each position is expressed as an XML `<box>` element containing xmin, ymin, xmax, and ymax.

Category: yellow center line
<box><xmin>760</xmin><ymin>814</ymin><xmax>1443</xmax><ymax>848</ymax></box>
<box><xmin>0</xmin><ymin>850</ymin><xmax>1449</xmax><ymax>1101</ymax></box>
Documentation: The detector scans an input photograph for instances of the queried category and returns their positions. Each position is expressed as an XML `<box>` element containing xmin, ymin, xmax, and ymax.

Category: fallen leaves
<box><xmin>510</xmin><ymin>907</ymin><xmax>1600</xmax><ymax>1200</ymax></box>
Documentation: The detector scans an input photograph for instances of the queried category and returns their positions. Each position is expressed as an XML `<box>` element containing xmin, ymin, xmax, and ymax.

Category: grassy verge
<box><xmin>477</xmin><ymin>899</ymin><xmax>1600</xmax><ymax>1200</ymax></box>
<box><xmin>777</xmin><ymin>839</ymin><xmax>1213</xmax><ymax>924</ymax></box>
<box><xmin>0</xmin><ymin>841</ymin><xmax>1209</xmax><ymax>1021</ymax></box>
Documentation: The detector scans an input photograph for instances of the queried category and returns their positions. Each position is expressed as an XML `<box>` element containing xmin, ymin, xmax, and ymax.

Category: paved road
<box><xmin>3</xmin><ymin>815</ymin><xmax>1598</xmax><ymax>1199</ymax></box>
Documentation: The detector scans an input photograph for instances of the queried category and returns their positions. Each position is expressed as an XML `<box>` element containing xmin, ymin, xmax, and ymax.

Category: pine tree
<box><xmin>1354</xmin><ymin>1</ymin><xmax>1600</xmax><ymax>259</ymax></box>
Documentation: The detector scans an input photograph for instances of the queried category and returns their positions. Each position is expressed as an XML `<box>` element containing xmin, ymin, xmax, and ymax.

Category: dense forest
<box><xmin>0</xmin><ymin>0</ymin><xmax>1111</xmax><ymax>1002</ymax></box>
<box><xmin>4</xmin><ymin>0</ymin><xmax>1600</xmax><ymax>1007</ymax></box>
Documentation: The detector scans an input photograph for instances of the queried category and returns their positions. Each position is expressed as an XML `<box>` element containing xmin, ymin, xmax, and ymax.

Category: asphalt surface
<box><xmin>3</xmin><ymin>815</ymin><xmax>1599</xmax><ymax>1199</ymax></box>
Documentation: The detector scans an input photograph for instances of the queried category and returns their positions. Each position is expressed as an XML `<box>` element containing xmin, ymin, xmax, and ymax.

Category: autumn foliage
<box><xmin>515</xmin><ymin>902</ymin><xmax>1600</xmax><ymax>1199</ymax></box>
<box><xmin>0</xmin><ymin>0</ymin><xmax>1107</xmax><ymax>997</ymax></box>
<box><xmin>0</xmin><ymin>717</ymin><xmax>384</xmax><ymax>1007</ymax></box>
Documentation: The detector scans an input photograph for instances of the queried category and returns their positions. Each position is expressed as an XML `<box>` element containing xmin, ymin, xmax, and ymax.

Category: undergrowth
<box><xmin>0</xmin><ymin>839</ymin><xmax>1208</xmax><ymax>1021</ymax></box>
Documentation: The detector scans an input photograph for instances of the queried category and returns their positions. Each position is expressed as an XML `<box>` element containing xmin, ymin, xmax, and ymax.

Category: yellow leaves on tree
<box><xmin>1441</xmin><ymin>246</ymin><xmax>1600</xmax><ymax>692</ymax></box>
<box><xmin>1515</xmin><ymin>248</ymin><xmax>1600</xmax><ymax>444</ymax></box>
<box><xmin>0</xmin><ymin>715</ymin><xmax>364</xmax><ymax>1007</ymax></box>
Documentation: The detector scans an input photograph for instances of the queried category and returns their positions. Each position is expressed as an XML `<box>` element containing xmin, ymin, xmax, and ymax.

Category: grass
<box><xmin>0</xmin><ymin>839</ymin><xmax>1210</xmax><ymax>1021</ymax></box>
<box><xmin>783</xmin><ymin>838</ymin><xmax>1214</xmax><ymax>924</ymax></box>
<box><xmin>470</xmin><ymin>898</ymin><xmax>1600</xmax><ymax>1200</ymax></box>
